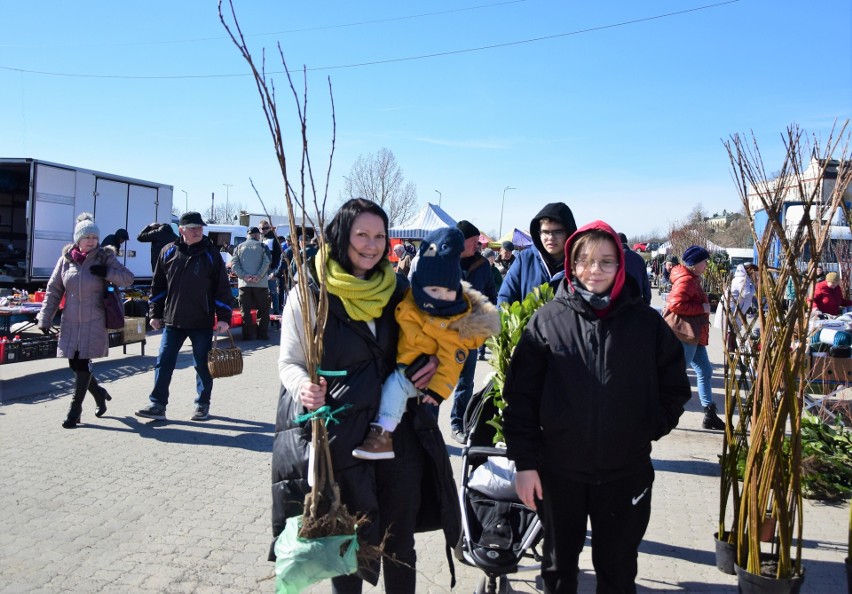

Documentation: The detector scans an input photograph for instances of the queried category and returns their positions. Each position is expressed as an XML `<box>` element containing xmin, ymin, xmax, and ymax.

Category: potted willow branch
<box><xmin>715</xmin><ymin>274</ymin><xmax>758</xmax><ymax>574</ymax></box>
<box><xmin>846</xmin><ymin>501</ymin><xmax>851</xmax><ymax>592</ymax></box>
<box><xmin>219</xmin><ymin>2</ymin><xmax>382</xmax><ymax>590</ymax></box>
<box><xmin>724</xmin><ymin>122</ymin><xmax>851</xmax><ymax>592</ymax></box>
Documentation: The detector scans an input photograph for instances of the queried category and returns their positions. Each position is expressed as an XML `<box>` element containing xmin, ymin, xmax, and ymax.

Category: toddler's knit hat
<box><xmin>73</xmin><ymin>213</ymin><xmax>99</xmax><ymax>244</ymax></box>
<box><xmin>411</xmin><ymin>227</ymin><xmax>468</xmax><ymax>316</ymax></box>
<box><xmin>415</xmin><ymin>227</ymin><xmax>463</xmax><ymax>292</ymax></box>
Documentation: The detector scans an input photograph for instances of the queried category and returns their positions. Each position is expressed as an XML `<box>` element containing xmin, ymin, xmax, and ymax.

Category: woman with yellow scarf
<box><xmin>271</xmin><ymin>199</ymin><xmax>461</xmax><ymax>592</ymax></box>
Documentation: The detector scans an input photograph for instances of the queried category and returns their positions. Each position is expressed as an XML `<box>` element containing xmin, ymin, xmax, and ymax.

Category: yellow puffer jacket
<box><xmin>395</xmin><ymin>282</ymin><xmax>501</xmax><ymax>400</ymax></box>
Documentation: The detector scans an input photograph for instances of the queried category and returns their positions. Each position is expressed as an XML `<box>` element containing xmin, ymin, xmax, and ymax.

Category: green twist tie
<box><xmin>317</xmin><ymin>367</ymin><xmax>348</xmax><ymax>377</ymax></box>
<box><xmin>294</xmin><ymin>403</ymin><xmax>352</xmax><ymax>425</ymax></box>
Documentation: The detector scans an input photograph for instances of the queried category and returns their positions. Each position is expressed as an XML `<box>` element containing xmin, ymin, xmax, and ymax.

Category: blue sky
<box><xmin>1</xmin><ymin>0</ymin><xmax>850</xmax><ymax>240</ymax></box>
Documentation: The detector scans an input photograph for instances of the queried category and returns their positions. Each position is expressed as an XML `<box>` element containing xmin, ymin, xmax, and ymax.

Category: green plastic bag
<box><xmin>274</xmin><ymin>515</ymin><xmax>359</xmax><ymax>594</ymax></box>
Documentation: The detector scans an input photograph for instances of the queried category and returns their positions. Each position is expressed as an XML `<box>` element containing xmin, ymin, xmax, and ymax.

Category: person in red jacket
<box><xmin>665</xmin><ymin>245</ymin><xmax>726</xmax><ymax>430</ymax></box>
<box><xmin>811</xmin><ymin>272</ymin><xmax>852</xmax><ymax>316</ymax></box>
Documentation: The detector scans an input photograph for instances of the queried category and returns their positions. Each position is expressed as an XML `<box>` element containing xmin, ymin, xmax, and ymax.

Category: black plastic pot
<box><xmin>714</xmin><ymin>531</ymin><xmax>736</xmax><ymax>575</ymax></box>
<box><xmin>734</xmin><ymin>563</ymin><xmax>804</xmax><ymax>594</ymax></box>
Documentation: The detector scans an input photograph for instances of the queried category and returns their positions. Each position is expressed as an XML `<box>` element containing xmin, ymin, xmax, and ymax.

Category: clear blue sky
<box><xmin>1</xmin><ymin>0</ymin><xmax>850</xmax><ymax>240</ymax></box>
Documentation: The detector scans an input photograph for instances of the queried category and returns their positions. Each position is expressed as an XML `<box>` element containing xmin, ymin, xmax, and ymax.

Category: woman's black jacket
<box><xmin>270</xmin><ymin>275</ymin><xmax>460</xmax><ymax>564</ymax></box>
<box><xmin>503</xmin><ymin>281</ymin><xmax>691</xmax><ymax>483</ymax></box>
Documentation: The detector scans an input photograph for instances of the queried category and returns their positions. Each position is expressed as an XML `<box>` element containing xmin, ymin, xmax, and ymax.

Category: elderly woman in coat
<box><xmin>37</xmin><ymin>213</ymin><xmax>134</xmax><ymax>428</ymax></box>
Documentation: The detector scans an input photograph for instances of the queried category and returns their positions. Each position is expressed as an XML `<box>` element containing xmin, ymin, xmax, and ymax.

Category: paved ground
<box><xmin>1</xmin><ymin>293</ymin><xmax>849</xmax><ymax>593</ymax></box>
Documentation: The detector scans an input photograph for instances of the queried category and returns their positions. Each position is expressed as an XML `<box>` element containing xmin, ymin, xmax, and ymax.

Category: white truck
<box><xmin>0</xmin><ymin>158</ymin><xmax>173</xmax><ymax>289</ymax></box>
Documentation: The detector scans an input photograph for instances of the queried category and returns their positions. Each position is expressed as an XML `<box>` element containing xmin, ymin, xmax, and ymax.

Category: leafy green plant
<box><xmin>797</xmin><ymin>412</ymin><xmax>852</xmax><ymax>500</ymax></box>
<box><xmin>483</xmin><ymin>282</ymin><xmax>554</xmax><ymax>443</ymax></box>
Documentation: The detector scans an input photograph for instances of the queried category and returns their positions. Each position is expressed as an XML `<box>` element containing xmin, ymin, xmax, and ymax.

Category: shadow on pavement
<box><xmin>654</xmin><ymin>458</ymin><xmax>720</xmax><ymax>477</ymax></box>
<box><xmin>97</xmin><ymin>415</ymin><xmax>277</xmax><ymax>452</ymax></box>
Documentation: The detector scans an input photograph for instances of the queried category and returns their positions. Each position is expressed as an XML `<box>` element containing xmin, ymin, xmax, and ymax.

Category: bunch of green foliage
<box><xmin>733</xmin><ymin>413</ymin><xmax>852</xmax><ymax>500</ymax></box>
<box><xmin>701</xmin><ymin>253</ymin><xmax>730</xmax><ymax>297</ymax></box>
<box><xmin>483</xmin><ymin>282</ymin><xmax>554</xmax><ymax>443</ymax></box>
<box><xmin>796</xmin><ymin>412</ymin><xmax>852</xmax><ymax>500</ymax></box>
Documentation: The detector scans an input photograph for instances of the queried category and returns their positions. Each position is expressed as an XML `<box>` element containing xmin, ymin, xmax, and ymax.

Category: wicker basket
<box><xmin>208</xmin><ymin>330</ymin><xmax>243</xmax><ymax>378</ymax></box>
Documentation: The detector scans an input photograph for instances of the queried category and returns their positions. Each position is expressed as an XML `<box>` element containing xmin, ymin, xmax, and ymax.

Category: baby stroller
<box><xmin>455</xmin><ymin>380</ymin><xmax>543</xmax><ymax>594</ymax></box>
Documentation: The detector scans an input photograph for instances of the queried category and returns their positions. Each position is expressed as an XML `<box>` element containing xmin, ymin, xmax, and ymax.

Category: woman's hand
<box><xmin>409</xmin><ymin>355</ymin><xmax>439</xmax><ymax>389</ymax></box>
<box><xmin>299</xmin><ymin>377</ymin><xmax>327</xmax><ymax>411</ymax></box>
<box><xmin>421</xmin><ymin>394</ymin><xmax>440</xmax><ymax>406</ymax></box>
<box><xmin>515</xmin><ymin>469</ymin><xmax>543</xmax><ymax>511</ymax></box>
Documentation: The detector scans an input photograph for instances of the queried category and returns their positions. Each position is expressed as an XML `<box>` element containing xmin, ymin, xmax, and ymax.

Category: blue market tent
<box><xmin>389</xmin><ymin>202</ymin><xmax>457</xmax><ymax>239</ymax></box>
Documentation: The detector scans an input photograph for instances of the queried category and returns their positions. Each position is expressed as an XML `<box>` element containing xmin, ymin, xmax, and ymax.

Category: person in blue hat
<box><xmin>353</xmin><ymin>226</ymin><xmax>500</xmax><ymax>459</ymax></box>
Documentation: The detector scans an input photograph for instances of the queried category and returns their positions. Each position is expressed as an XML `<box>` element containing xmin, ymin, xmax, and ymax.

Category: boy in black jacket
<box><xmin>503</xmin><ymin>220</ymin><xmax>690</xmax><ymax>593</ymax></box>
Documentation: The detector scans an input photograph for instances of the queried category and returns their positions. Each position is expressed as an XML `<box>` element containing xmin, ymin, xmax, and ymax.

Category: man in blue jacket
<box><xmin>497</xmin><ymin>202</ymin><xmax>577</xmax><ymax>306</ymax></box>
<box><xmin>449</xmin><ymin>220</ymin><xmax>496</xmax><ymax>442</ymax></box>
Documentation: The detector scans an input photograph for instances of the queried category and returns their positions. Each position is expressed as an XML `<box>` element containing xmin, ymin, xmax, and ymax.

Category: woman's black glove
<box><xmin>41</xmin><ymin>327</ymin><xmax>52</xmax><ymax>336</ymax></box>
<box><xmin>89</xmin><ymin>264</ymin><xmax>108</xmax><ymax>277</ymax></box>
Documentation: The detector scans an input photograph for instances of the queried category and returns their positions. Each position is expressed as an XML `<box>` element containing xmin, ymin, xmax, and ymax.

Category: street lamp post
<box><xmin>434</xmin><ymin>189</ymin><xmax>442</xmax><ymax>206</ymax></box>
<box><xmin>181</xmin><ymin>190</ymin><xmax>188</xmax><ymax>213</ymax></box>
<box><xmin>223</xmin><ymin>183</ymin><xmax>233</xmax><ymax>215</ymax></box>
<box><xmin>499</xmin><ymin>186</ymin><xmax>516</xmax><ymax>237</ymax></box>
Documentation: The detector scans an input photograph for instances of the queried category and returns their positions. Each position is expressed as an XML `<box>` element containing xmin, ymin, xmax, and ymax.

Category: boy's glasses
<box><xmin>574</xmin><ymin>258</ymin><xmax>618</xmax><ymax>273</ymax></box>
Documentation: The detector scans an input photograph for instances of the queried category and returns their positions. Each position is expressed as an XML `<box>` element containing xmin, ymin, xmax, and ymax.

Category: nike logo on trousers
<box><xmin>632</xmin><ymin>487</ymin><xmax>649</xmax><ymax>506</ymax></box>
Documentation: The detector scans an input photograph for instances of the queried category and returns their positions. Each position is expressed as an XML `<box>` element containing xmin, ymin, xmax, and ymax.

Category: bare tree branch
<box><xmin>342</xmin><ymin>147</ymin><xmax>418</xmax><ymax>225</ymax></box>
<box><xmin>219</xmin><ymin>0</ymin><xmax>333</xmax><ymax>384</ymax></box>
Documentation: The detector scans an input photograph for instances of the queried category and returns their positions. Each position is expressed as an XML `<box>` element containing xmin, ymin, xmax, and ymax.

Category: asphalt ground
<box><xmin>0</xmin><ymin>292</ymin><xmax>849</xmax><ymax>593</ymax></box>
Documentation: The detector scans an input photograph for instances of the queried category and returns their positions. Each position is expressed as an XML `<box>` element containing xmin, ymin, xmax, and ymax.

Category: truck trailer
<box><xmin>0</xmin><ymin>158</ymin><xmax>173</xmax><ymax>289</ymax></box>
<box><xmin>749</xmin><ymin>157</ymin><xmax>851</xmax><ymax>271</ymax></box>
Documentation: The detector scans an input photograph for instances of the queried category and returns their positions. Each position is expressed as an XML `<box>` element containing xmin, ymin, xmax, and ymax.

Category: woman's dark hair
<box><xmin>325</xmin><ymin>198</ymin><xmax>390</xmax><ymax>276</ymax></box>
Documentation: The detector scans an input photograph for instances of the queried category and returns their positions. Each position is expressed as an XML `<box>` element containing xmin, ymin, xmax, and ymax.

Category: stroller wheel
<box><xmin>475</xmin><ymin>575</ymin><xmax>509</xmax><ymax>594</ymax></box>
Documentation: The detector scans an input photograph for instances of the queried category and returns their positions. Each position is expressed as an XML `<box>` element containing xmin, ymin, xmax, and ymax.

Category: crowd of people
<box><xmin>32</xmin><ymin>202</ymin><xmax>851</xmax><ymax>593</ymax></box>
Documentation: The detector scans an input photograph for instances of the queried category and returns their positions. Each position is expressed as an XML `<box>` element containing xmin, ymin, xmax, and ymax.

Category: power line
<box><xmin>0</xmin><ymin>0</ymin><xmax>528</xmax><ymax>49</ymax></box>
<box><xmin>0</xmin><ymin>1</ymin><xmax>740</xmax><ymax>80</ymax></box>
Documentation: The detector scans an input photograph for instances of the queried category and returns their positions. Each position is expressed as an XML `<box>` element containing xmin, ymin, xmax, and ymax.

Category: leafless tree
<box><xmin>342</xmin><ymin>148</ymin><xmax>417</xmax><ymax>225</ymax></box>
<box><xmin>208</xmin><ymin>201</ymin><xmax>246</xmax><ymax>224</ymax></box>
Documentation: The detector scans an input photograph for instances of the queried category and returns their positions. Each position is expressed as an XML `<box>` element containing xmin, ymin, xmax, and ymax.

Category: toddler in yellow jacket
<box><xmin>353</xmin><ymin>227</ymin><xmax>500</xmax><ymax>460</ymax></box>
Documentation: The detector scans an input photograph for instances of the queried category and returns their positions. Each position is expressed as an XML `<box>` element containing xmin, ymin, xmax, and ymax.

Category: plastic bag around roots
<box><xmin>274</xmin><ymin>515</ymin><xmax>359</xmax><ymax>594</ymax></box>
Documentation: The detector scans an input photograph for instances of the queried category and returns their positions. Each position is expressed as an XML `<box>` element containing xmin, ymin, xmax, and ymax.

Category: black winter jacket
<box><xmin>262</xmin><ymin>230</ymin><xmax>282</xmax><ymax>271</ymax></box>
<box><xmin>503</xmin><ymin>221</ymin><xmax>690</xmax><ymax>484</ymax></box>
<box><xmin>149</xmin><ymin>235</ymin><xmax>234</xmax><ymax>329</ymax></box>
<box><xmin>461</xmin><ymin>253</ymin><xmax>497</xmax><ymax>304</ymax></box>
<box><xmin>270</xmin><ymin>275</ymin><xmax>461</xmax><ymax>569</ymax></box>
<box><xmin>137</xmin><ymin>223</ymin><xmax>178</xmax><ymax>273</ymax></box>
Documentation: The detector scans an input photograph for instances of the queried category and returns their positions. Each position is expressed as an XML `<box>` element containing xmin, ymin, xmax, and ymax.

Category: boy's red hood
<box><xmin>563</xmin><ymin>220</ymin><xmax>627</xmax><ymax>309</ymax></box>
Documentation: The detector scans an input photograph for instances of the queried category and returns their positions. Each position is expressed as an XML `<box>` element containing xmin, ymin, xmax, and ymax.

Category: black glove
<box><xmin>41</xmin><ymin>327</ymin><xmax>52</xmax><ymax>336</ymax></box>
<box><xmin>89</xmin><ymin>264</ymin><xmax>107</xmax><ymax>277</ymax></box>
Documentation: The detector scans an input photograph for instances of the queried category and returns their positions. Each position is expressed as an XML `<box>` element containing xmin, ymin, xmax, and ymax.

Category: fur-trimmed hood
<box><xmin>450</xmin><ymin>281</ymin><xmax>501</xmax><ymax>340</ymax></box>
<box><xmin>61</xmin><ymin>243</ymin><xmax>117</xmax><ymax>262</ymax></box>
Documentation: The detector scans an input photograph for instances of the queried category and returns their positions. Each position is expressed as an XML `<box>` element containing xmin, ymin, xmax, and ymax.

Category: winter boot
<box><xmin>88</xmin><ymin>376</ymin><xmax>112</xmax><ymax>418</ymax></box>
<box><xmin>702</xmin><ymin>403</ymin><xmax>726</xmax><ymax>431</ymax></box>
<box><xmin>62</xmin><ymin>371</ymin><xmax>91</xmax><ymax>429</ymax></box>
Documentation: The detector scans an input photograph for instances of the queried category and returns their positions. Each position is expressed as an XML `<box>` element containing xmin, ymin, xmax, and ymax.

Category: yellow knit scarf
<box><xmin>315</xmin><ymin>247</ymin><xmax>397</xmax><ymax>322</ymax></box>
